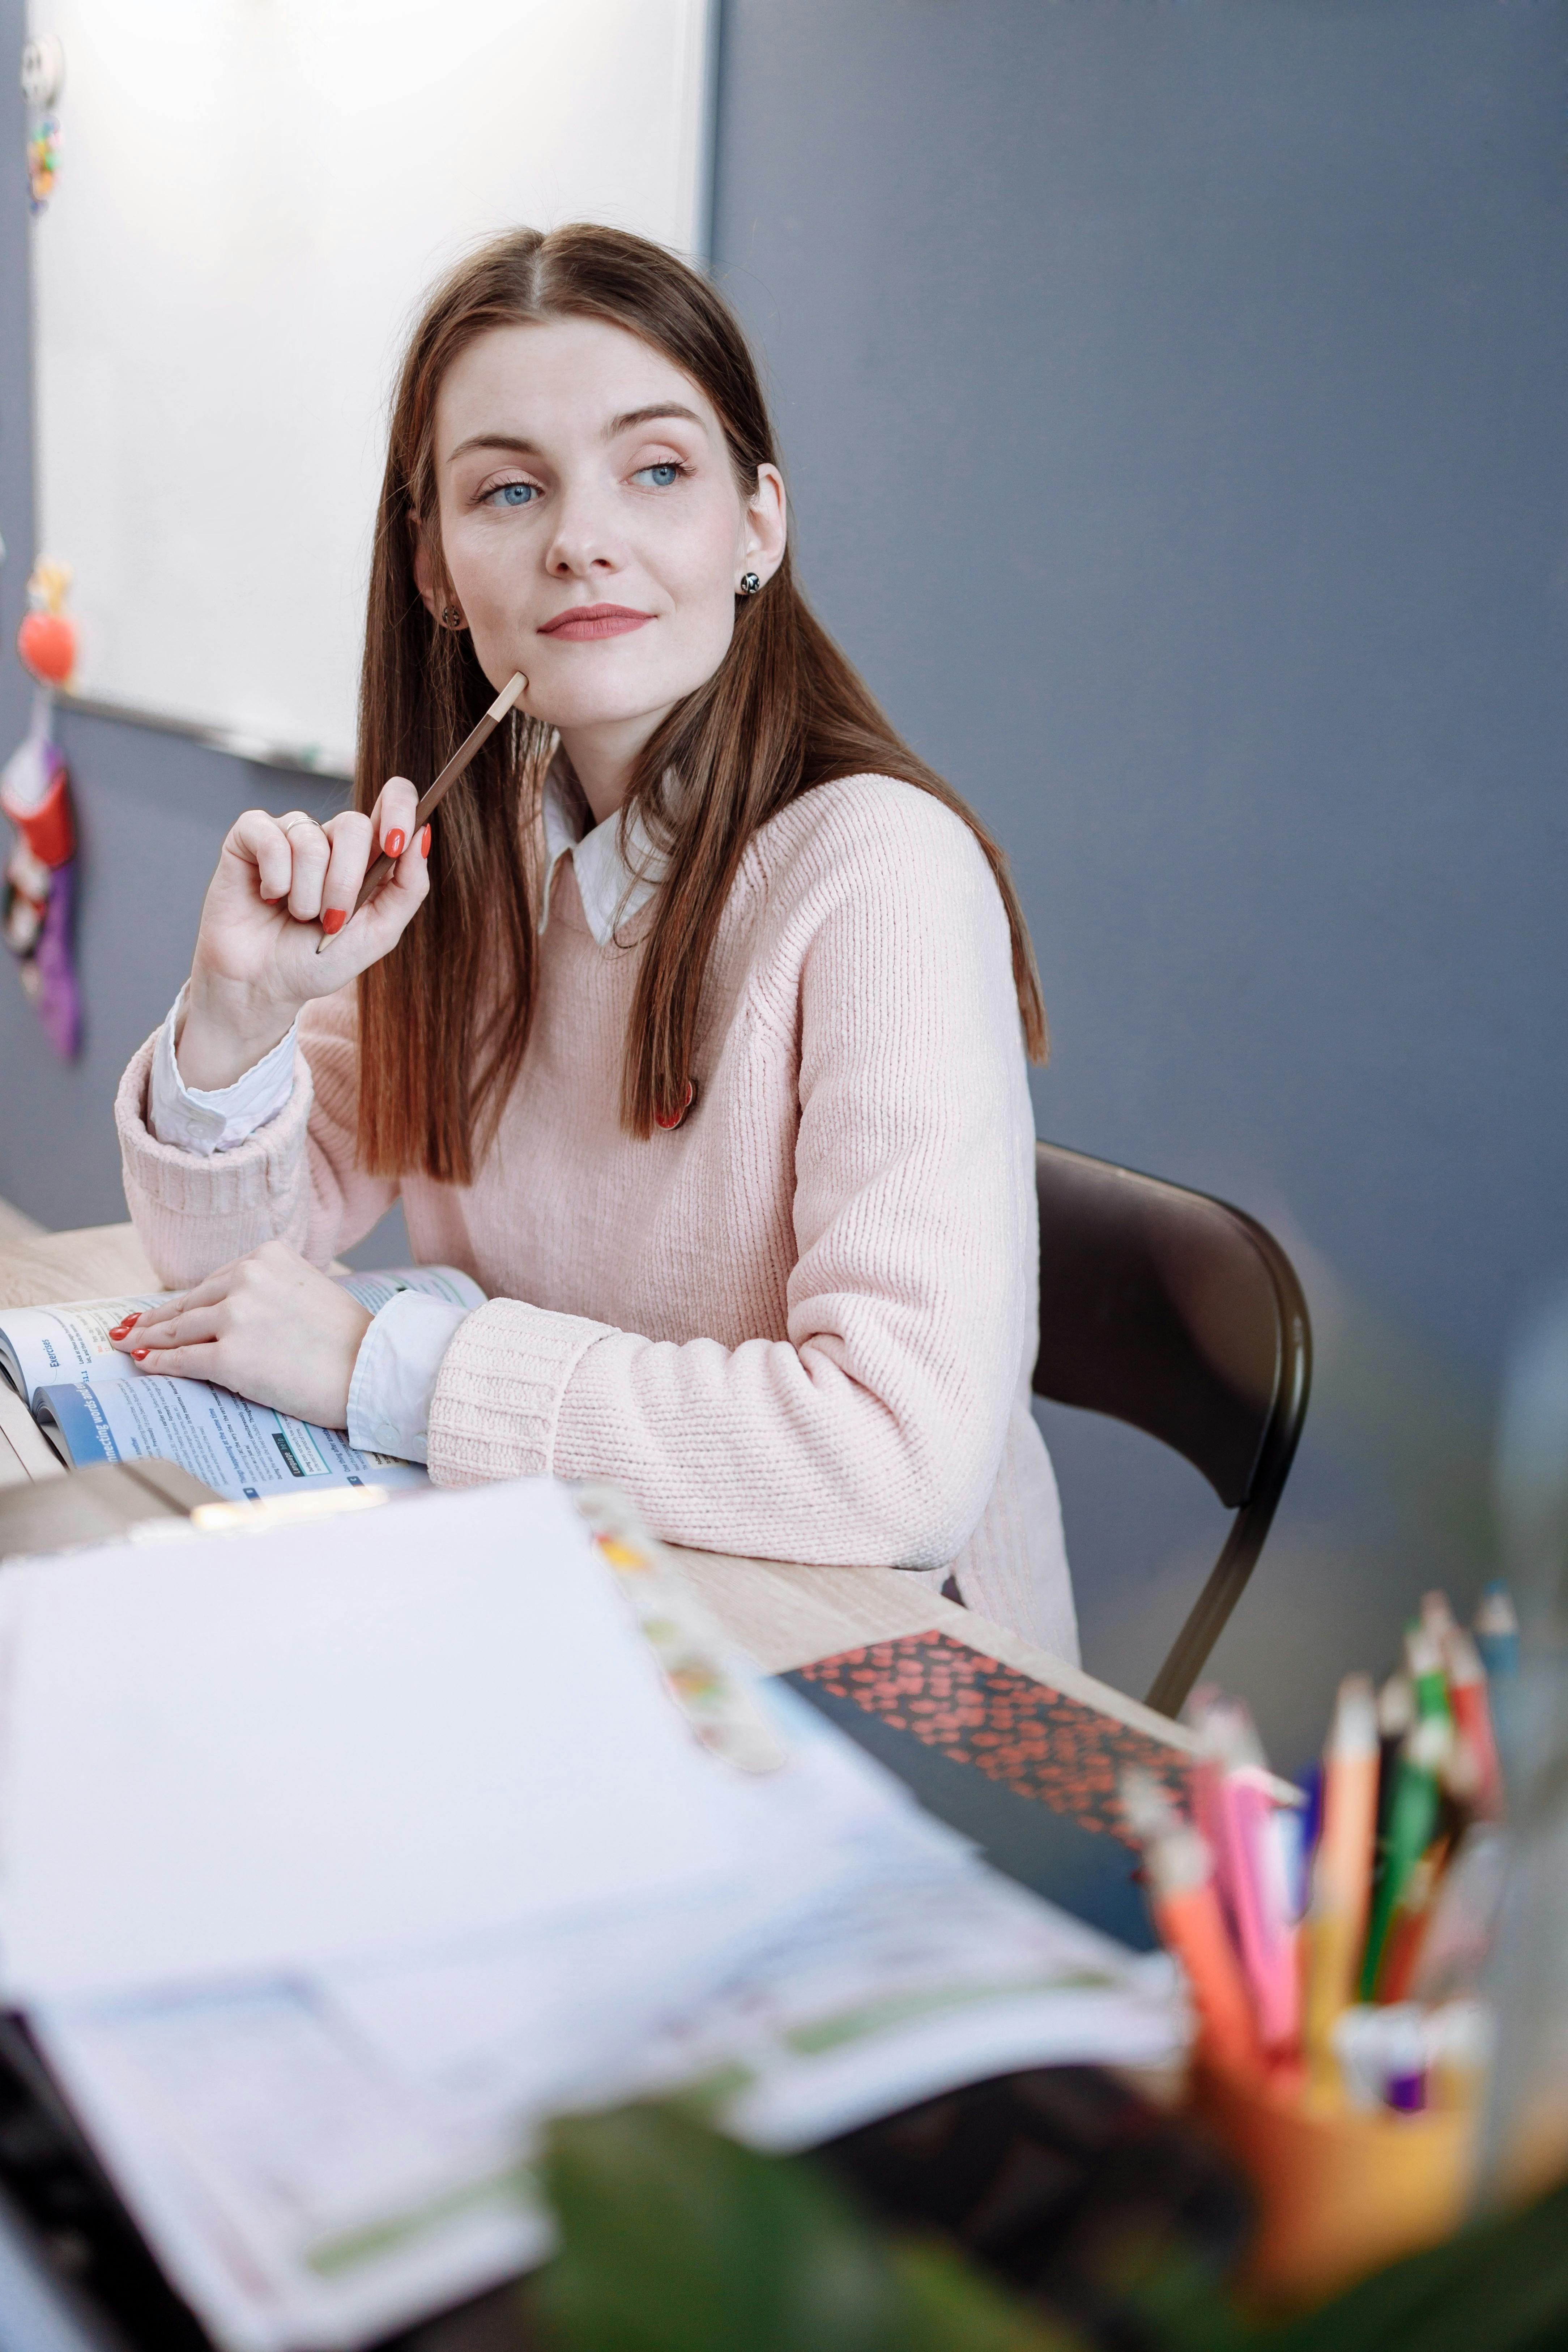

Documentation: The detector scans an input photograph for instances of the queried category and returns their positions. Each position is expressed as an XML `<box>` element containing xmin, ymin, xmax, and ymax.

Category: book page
<box><xmin>33</xmin><ymin>1377</ymin><xmax>429</xmax><ymax>1501</ymax></box>
<box><xmin>0</xmin><ymin>1293</ymin><xmax>170</xmax><ymax>1400</ymax></box>
<box><xmin>338</xmin><ymin>1266</ymin><xmax>486</xmax><ymax>1316</ymax></box>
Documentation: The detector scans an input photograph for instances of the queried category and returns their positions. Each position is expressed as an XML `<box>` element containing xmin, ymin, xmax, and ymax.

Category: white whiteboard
<box><xmin>29</xmin><ymin>0</ymin><xmax>715</xmax><ymax>774</ymax></box>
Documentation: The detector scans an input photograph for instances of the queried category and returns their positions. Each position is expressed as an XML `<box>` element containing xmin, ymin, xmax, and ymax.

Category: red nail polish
<box><xmin>420</xmin><ymin>824</ymin><xmax>432</xmax><ymax>857</ymax></box>
<box><xmin>384</xmin><ymin>829</ymin><xmax>406</xmax><ymax>858</ymax></box>
<box><xmin>321</xmin><ymin>907</ymin><xmax>347</xmax><ymax>935</ymax></box>
<box><xmin>654</xmin><ymin>1079</ymin><xmax>698</xmax><ymax>1131</ymax></box>
<box><xmin>109</xmin><ymin>1317</ymin><xmax>136</xmax><ymax>1339</ymax></box>
<box><xmin>131</xmin><ymin>1348</ymin><xmax>150</xmax><ymax>1361</ymax></box>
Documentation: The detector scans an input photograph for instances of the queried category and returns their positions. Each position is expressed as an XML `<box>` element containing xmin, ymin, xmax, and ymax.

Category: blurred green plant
<box><xmin>519</xmin><ymin>2101</ymin><xmax>1568</xmax><ymax>2352</ymax></box>
<box><xmin>524</xmin><ymin>2101</ymin><xmax>1078</xmax><ymax>2352</ymax></box>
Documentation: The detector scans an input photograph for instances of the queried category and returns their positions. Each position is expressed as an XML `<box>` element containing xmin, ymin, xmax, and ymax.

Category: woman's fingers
<box><xmin>113</xmin><ymin>1293</ymin><xmax>225</xmax><ymax>1352</ymax></box>
<box><xmin>349</xmin><ymin>811</ymin><xmax>433</xmax><ymax>957</ymax></box>
<box><xmin>367</xmin><ymin>776</ymin><xmax>419</xmax><ymax>864</ymax></box>
<box><xmin>108</xmin><ymin>1260</ymin><xmax>248</xmax><ymax>1353</ymax></box>
<box><xmin>318</xmin><ymin>810</ymin><xmax>375</xmax><ymax>937</ymax></box>
<box><xmin>226</xmin><ymin>809</ymin><xmax>296</xmax><ymax>906</ymax></box>
<box><xmin>126</xmin><ymin>1339</ymin><xmax>225</xmax><ymax>1382</ymax></box>
<box><xmin>124</xmin><ymin>1304</ymin><xmax>223</xmax><ymax>1358</ymax></box>
<box><xmin>274</xmin><ymin>812</ymin><xmax>332</xmax><ymax>922</ymax></box>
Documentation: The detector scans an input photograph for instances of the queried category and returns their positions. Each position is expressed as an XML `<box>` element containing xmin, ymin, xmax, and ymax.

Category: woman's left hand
<box><xmin>109</xmin><ymin>1240</ymin><xmax>372</xmax><ymax>1429</ymax></box>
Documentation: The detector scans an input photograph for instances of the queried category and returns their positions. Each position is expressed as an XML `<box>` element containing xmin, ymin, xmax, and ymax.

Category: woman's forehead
<box><xmin>436</xmin><ymin>316</ymin><xmax>717</xmax><ymax>448</ymax></box>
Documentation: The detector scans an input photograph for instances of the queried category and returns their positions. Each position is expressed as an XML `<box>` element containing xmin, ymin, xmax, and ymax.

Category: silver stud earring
<box><xmin>738</xmin><ymin>572</ymin><xmax>762</xmax><ymax>597</ymax></box>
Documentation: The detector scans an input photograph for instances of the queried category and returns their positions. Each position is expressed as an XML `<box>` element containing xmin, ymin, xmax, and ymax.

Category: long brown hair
<box><xmin>355</xmin><ymin>223</ymin><xmax>1046</xmax><ymax>1179</ymax></box>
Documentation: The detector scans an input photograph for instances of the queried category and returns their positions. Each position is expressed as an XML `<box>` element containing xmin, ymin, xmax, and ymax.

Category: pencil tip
<box><xmin>489</xmin><ymin>671</ymin><xmax>526</xmax><ymax>720</ymax></box>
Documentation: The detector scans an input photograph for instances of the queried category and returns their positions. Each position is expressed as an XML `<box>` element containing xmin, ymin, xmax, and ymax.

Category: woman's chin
<box><xmin>518</xmin><ymin>637</ymin><xmax>731</xmax><ymax>740</ymax></box>
<box><xmin>534</xmin><ymin>681</ymin><xmax>700</xmax><ymax>738</ymax></box>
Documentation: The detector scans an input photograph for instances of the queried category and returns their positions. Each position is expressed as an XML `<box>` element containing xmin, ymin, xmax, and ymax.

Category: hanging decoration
<box><xmin>20</xmin><ymin>35</ymin><xmax>65</xmax><ymax>214</ymax></box>
<box><xmin>3</xmin><ymin>560</ymin><xmax>82</xmax><ymax>1058</ymax></box>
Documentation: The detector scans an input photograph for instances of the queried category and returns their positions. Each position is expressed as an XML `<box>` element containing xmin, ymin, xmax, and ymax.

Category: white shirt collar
<box><xmin>540</xmin><ymin>753</ymin><xmax>669</xmax><ymax>947</ymax></box>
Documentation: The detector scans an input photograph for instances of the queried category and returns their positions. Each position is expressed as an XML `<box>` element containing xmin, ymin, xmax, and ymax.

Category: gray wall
<box><xmin>707</xmin><ymin>0</ymin><xmax>1568</xmax><ymax>1755</ymax></box>
<box><xmin>3</xmin><ymin>0</ymin><xmax>1564</xmax><ymax>1757</ymax></box>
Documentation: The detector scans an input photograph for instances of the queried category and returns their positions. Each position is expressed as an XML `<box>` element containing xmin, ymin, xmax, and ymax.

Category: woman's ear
<box><xmin>410</xmin><ymin>527</ymin><xmax>442</xmax><ymax>622</ymax></box>
<box><xmin>741</xmin><ymin>464</ymin><xmax>787</xmax><ymax>590</ymax></box>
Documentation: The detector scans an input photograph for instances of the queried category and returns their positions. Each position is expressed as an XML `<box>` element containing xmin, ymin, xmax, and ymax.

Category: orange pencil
<box><xmin>1121</xmin><ymin>1769</ymin><xmax>1261</xmax><ymax>2079</ymax></box>
<box><xmin>1314</xmin><ymin>1674</ymin><xmax>1381</xmax><ymax>1953</ymax></box>
<box><xmin>1302</xmin><ymin>1673</ymin><xmax>1381</xmax><ymax>2087</ymax></box>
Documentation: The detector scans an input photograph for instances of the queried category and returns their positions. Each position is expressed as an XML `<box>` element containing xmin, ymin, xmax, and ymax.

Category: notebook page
<box><xmin>0</xmin><ymin>1479</ymin><xmax>771</xmax><ymax>2003</ymax></box>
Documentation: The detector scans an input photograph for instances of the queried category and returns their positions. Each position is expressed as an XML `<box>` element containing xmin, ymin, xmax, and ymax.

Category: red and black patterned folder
<box><xmin>796</xmin><ymin>1627</ymin><xmax>1190</xmax><ymax>1849</ymax></box>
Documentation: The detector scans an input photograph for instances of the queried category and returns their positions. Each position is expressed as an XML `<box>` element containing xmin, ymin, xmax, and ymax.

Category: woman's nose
<box><xmin>545</xmin><ymin>486</ymin><xmax>623</xmax><ymax>577</ymax></box>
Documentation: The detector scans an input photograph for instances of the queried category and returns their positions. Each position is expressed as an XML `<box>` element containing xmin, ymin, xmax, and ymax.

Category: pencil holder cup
<box><xmin>1192</xmin><ymin>2062</ymin><xmax>1476</xmax><ymax>2308</ymax></box>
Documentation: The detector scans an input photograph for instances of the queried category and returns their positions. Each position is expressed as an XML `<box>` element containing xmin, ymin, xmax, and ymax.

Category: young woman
<box><xmin>111</xmin><ymin>225</ymin><xmax>1076</xmax><ymax>1659</ymax></box>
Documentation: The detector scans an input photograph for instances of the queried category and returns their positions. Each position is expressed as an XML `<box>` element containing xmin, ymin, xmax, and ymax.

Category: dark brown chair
<box><xmin>1032</xmin><ymin>1141</ymin><xmax>1312</xmax><ymax>1717</ymax></box>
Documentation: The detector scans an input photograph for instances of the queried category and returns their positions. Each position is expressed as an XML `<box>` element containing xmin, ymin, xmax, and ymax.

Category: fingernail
<box><xmin>384</xmin><ymin>829</ymin><xmax>406</xmax><ymax>858</ymax></box>
<box><xmin>108</xmin><ymin>1317</ymin><xmax>136</xmax><ymax>1339</ymax></box>
<box><xmin>420</xmin><ymin>825</ymin><xmax>432</xmax><ymax>857</ymax></box>
<box><xmin>131</xmin><ymin>1348</ymin><xmax>150</xmax><ymax>1361</ymax></box>
<box><xmin>321</xmin><ymin>907</ymin><xmax>347</xmax><ymax>935</ymax></box>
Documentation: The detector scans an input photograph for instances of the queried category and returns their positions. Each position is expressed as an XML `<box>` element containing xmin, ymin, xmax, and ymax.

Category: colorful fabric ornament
<box><xmin>5</xmin><ymin>557</ymin><xmax>83</xmax><ymax>1058</ymax></box>
<box><xmin>21</xmin><ymin>35</ymin><xmax>64</xmax><ymax>215</ymax></box>
<box><xmin>26</xmin><ymin>111</ymin><xmax>60</xmax><ymax>213</ymax></box>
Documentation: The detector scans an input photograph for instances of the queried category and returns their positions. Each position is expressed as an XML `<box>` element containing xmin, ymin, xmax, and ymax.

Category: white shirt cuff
<box><xmin>148</xmin><ymin>987</ymin><xmax>300</xmax><ymax>1156</ymax></box>
<box><xmin>346</xmin><ymin>1290</ymin><xmax>472</xmax><ymax>1464</ymax></box>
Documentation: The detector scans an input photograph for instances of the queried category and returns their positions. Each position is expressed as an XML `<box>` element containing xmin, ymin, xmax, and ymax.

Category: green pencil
<box><xmin>1360</xmin><ymin>1712</ymin><xmax>1450</xmax><ymax>1999</ymax></box>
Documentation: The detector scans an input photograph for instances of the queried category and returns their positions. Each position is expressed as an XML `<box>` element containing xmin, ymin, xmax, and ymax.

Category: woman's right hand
<box><xmin>176</xmin><ymin>779</ymin><xmax>430</xmax><ymax>1090</ymax></box>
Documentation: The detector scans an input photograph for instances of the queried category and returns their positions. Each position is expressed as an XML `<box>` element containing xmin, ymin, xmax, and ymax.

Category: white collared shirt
<box><xmin>147</xmin><ymin>760</ymin><xmax>659</xmax><ymax>1461</ymax></box>
<box><xmin>539</xmin><ymin>760</ymin><xmax>669</xmax><ymax>943</ymax></box>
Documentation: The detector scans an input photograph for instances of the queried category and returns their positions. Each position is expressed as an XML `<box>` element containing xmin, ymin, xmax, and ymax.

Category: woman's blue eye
<box><xmin>489</xmin><ymin>482</ymin><xmax>537</xmax><ymax>507</ymax></box>
<box><xmin>634</xmin><ymin>462</ymin><xmax>682</xmax><ymax>488</ymax></box>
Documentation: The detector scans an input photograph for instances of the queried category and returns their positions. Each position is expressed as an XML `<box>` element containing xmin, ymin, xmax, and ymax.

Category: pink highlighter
<box><xmin>1193</xmin><ymin>1696</ymin><xmax>1302</xmax><ymax>2057</ymax></box>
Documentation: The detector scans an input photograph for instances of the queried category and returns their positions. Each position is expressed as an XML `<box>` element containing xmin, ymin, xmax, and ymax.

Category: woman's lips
<box><xmin>537</xmin><ymin>605</ymin><xmax>653</xmax><ymax>641</ymax></box>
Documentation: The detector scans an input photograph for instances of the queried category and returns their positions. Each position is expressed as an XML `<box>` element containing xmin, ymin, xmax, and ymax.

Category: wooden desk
<box><xmin>0</xmin><ymin>1221</ymin><xmax>1192</xmax><ymax>1743</ymax></box>
<box><xmin>0</xmin><ymin>1219</ymin><xmax>158</xmax><ymax>1312</ymax></box>
<box><xmin>667</xmin><ymin>1542</ymin><xmax>1198</xmax><ymax>1754</ymax></box>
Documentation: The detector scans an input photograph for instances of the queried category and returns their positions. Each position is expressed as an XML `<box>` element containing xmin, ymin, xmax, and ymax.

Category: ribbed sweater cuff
<box><xmin>425</xmin><ymin>1296</ymin><xmax>618</xmax><ymax>1486</ymax></box>
<box><xmin>115</xmin><ymin>1033</ymin><xmax>316</xmax><ymax>1218</ymax></box>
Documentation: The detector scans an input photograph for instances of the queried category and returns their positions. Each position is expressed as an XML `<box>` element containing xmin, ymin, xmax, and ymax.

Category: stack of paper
<box><xmin>0</xmin><ymin>1479</ymin><xmax>1181</xmax><ymax>2352</ymax></box>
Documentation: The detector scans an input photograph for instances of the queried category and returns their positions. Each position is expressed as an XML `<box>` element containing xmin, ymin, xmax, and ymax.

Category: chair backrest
<box><xmin>1031</xmin><ymin>1141</ymin><xmax>1312</xmax><ymax>1711</ymax></box>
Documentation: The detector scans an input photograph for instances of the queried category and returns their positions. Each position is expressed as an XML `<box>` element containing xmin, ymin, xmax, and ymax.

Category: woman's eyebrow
<box><xmin>604</xmin><ymin>403</ymin><xmax>705</xmax><ymax>438</ymax></box>
<box><xmin>446</xmin><ymin>406</ymin><xmax>703</xmax><ymax>465</ymax></box>
<box><xmin>446</xmin><ymin>432</ymin><xmax>541</xmax><ymax>464</ymax></box>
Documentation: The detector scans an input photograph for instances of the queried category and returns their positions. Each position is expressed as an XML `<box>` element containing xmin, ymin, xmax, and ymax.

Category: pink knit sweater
<box><xmin>116</xmin><ymin>775</ymin><xmax>1077</xmax><ymax>1659</ymax></box>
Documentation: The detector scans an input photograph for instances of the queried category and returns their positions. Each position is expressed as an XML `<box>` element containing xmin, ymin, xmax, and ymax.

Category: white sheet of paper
<box><xmin>0</xmin><ymin>1480</ymin><xmax>771</xmax><ymax>2002</ymax></box>
<box><xmin>34</xmin><ymin>1986</ymin><xmax>545</xmax><ymax>2352</ymax></box>
<box><xmin>31</xmin><ymin>1827</ymin><xmax>1180</xmax><ymax>2352</ymax></box>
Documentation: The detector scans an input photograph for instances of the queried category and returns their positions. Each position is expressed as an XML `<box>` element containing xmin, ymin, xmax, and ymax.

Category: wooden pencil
<box><xmin>316</xmin><ymin>669</ymin><xmax>526</xmax><ymax>952</ymax></box>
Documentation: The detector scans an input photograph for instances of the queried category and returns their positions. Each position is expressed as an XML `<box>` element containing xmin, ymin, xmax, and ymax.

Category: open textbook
<box><xmin>0</xmin><ymin>1266</ymin><xmax>485</xmax><ymax>1501</ymax></box>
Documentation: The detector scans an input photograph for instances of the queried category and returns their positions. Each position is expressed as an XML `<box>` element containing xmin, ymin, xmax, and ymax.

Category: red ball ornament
<box><xmin>17</xmin><ymin>609</ymin><xmax>76</xmax><ymax>686</ymax></box>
